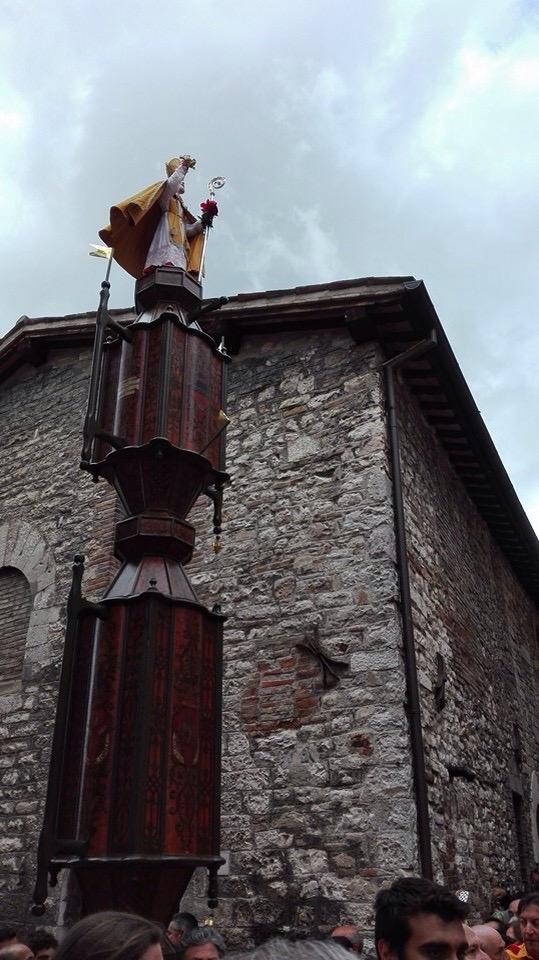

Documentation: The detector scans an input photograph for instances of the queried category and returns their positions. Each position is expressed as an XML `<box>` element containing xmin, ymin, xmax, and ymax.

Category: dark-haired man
<box><xmin>0</xmin><ymin>932</ymin><xmax>17</xmax><ymax>951</ymax></box>
<box><xmin>179</xmin><ymin>928</ymin><xmax>225</xmax><ymax>960</ymax></box>
<box><xmin>166</xmin><ymin>913</ymin><xmax>198</xmax><ymax>951</ymax></box>
<box><xmin>375</xmin><ymin>877</ymin><xmax>468</xmax><ymax>960</ymax></box>
<box><xmin>28</xmin><ymin>931</ymin><xmax>57</xmax><ymax>960</ymax></box>
<box><xmin>510</xmin><ymin>894</ymin><xmax>539</xmax><ymax>960</ymax></box>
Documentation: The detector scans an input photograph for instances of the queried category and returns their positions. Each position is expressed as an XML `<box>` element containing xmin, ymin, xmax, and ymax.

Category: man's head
<box><xmin>518</xmin><ymin>893</ymin><xmax>539</xmax><ymax>960</ymax></box>
<box><xmin>330</xmin><ymin>926</ymin><xmax>363</xmax><ymax>954</ymax></box>
<box><xmin>375</xmin><ymin>877</ymin><xmax>468</xmax><ymax>960</ymax></box>
<box><xmin>0</xmin><ymin>932</ymin><xmax>17</xmax><ymax>951</ymax></box>
<box><xmin>225</xmin><ymin>941</ymin><xmax>349</xmax><ymax>960</ymax></box>
<box><xmin>51</xmin><ymin>911</ymin><xmax>161</xmax><ymax>960</ymax></box>
<box><xmin>179</xmin><ymin>929</ymin><xmax>225</xmax><ymax>960</ymax></box>
<box><xmin>469</xmin><ymin>927</ymin><xmax>504</xmax><ymax>960</ymax></box>
<box><xmin>166</xmin><ymin>914</ymin><xmax>198</xmax><ymax>948</ymax></box>
<box><xmin>28</xmin><ymin>931</ymin><xmax>57</xmax><ymax>960</ymax></box>
<box><xmin>491</xmin><ymin>890</ymin><xmax>510</xmax><ymax>912</ymax></box>
<box><xmin>462</xmin><ymin>927</ymin><xmax>489</xmax><ymax>960</ymax></box>
<box><xmin>0</xmin><ymin>946</ymin><xmax>34</xmax><ymax>960</ymax></box>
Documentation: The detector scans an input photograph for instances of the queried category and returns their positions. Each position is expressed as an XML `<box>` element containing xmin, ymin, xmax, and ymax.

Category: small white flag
<box><xmin>89</xmin><ymin>244</ymin><xmax>112</xmax><ymax>259</ymax></box>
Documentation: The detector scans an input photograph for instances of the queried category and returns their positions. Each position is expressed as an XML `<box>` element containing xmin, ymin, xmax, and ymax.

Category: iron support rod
<box><xmin>33</xmin><ymin>556</ymin><xmax>108</xmax><ymax>913</ymax></box>
<box><xmin>82</xmin><ymin>282</ymin><xmax>111</xmax><ymax>463</ymax></box>
<box><xmin>81</xmin><ymin>279</ymin><xmax>132</xmax><ymax>464</ymax></box>
<box><xmin>382</xmin><ymin>331</ymin><xmax>437</xmax><ymax>879</ymax></box>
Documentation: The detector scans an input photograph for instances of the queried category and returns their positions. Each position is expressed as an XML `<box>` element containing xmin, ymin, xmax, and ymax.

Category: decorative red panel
<box><xmin>58</xmin><ymin>597</ymin><xmax>222</xmax><ymax>861</ymax></box>
<box><xmin>141</xmin><ymin>323</ymin><xmax>163</xmax><ymax>444</ymax></box>
<box><xmin>167</xmin><ymin>324</ymin><xmax>187</xmax><ymax>448</ymax></box>
<box><xmin>114</xmin><ymin>327</ymin><xmax>147</xmax><ymax>444</ymax></box>
<box><xmin>94</xmin><ymin>342</ymin><xmax>122</xmax><ymax>463</ymax></box>
<box><xmin>95</xmin><ymin>316</ymin><xmax>227</xmax><ymax>468</ymax></box>
<box><xmin>81</xmin><ymin>609</ymin><xmax>124</xmax><ymax>855</ymax></box>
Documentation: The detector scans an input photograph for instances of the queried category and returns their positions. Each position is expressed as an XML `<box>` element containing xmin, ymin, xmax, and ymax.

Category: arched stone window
<box><xmin>0</xmin><ymin>566</ymin><xmax>32</xmax><ymax>692</ymax></box>
<box><xmin>0</xmin><ymin>520</ymin><xmax>58</xmax><ymax>704</ymax></box>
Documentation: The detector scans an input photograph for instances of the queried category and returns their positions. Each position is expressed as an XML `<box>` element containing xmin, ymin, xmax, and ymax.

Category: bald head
<box><xmin>464</xmin><ymin>925</ymin><xmax>490</xmax><ymax>960</ymax></box>
<box><xmin>330</xmin><ymin>925</ymin><xmax>363</xmax><ymax>954</ymax></box>
<box><xmin>0</xmin><ymin>934</ymin><xmax>17</xmax><ymax>952</ymax></box>
<box><xmin>470</xmin><ymin>926</ymin><xmax>505</xmax><ymax>960</ymax></box>
<box><xmin>0</xmin><ymin>946</ymin><xmax>34</xmax><ymax>960</ymax></box>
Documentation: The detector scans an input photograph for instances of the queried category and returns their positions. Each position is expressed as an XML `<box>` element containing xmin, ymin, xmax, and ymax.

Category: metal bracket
<box><xmin>188</xmin><ymin>296</ymin><xmax>228</xmax><ymax>323</ymax></box>
<box><xmin>93</xmin><ymin>428</ymin><xmax>126</xmax><ymax>450</ymax></box>
<box><xmin>296</xmin><ymin>625</ymin><xmax>349</xmax><ymax>689</ymax></box>
<box><xmin>207</xmin><ymin>863</ymin><xmax>220</xmax><ymax>909</ymax></box>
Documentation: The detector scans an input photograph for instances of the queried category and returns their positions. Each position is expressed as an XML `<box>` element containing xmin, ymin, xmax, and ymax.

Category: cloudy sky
<box><xmin>1</xmin><ymin>0</ymin><xmax>538</xmax><ymax>531</ymax></box>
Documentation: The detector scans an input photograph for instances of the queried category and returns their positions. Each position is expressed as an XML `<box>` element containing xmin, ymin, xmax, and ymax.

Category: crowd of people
<box><xmin>1</xmin><ymin>876</ymin><xmax>539</xmax><ymax>960</ymax></box>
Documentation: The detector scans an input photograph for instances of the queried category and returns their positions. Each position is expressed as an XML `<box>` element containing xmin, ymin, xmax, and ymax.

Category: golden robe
<box><xmin>99</xmin><ymin>180</ymin><xmax>204</xmax><ymax>280</ymax></box>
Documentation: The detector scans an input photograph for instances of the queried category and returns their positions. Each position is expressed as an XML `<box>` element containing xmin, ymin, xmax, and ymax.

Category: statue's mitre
<box><xmin>165</xmin><ymin>158</ymin><xmax>181</xmax><ymax>176</ymax></box>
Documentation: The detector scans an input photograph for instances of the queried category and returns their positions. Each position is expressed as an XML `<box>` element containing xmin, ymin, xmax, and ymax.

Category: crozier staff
<box><xmin>99</xmin><ymin>155</ymin><xmax>217</xmax><ymax>279</ymax></box>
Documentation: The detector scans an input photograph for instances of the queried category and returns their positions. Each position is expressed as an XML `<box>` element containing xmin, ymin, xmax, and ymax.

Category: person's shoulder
<box><xmin>506</xmin><ymin>944</ymin><xmax>527</xmax><ymax>959</ymax></box>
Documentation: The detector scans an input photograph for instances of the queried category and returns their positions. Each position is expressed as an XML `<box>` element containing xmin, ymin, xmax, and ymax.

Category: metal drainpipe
<box><xmin>382</xmin><ymin>331</ymin><xmax>437</xmax><ymax>879</ymax></box>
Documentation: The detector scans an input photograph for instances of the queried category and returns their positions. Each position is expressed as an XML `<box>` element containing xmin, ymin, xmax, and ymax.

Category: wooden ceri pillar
<box><xmin>33</xmin><ymin>268</ymin><xmax>230</xmax><ymax>922</ymax></box>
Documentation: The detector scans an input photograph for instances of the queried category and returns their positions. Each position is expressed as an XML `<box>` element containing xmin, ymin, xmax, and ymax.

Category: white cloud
<box><xmin>0</xmin><ymin>0</ymin><xmax>537</xmax><ymax>532</ymax></box>
<box><xmin>0</xmin><ymin>109</ymin><xmax>25</xmax><ymax>131</ymax></box>
<box><xmin>509</xmin><ymin>54</ymin><xmax>539</xmax><ymax>90</ymax></box>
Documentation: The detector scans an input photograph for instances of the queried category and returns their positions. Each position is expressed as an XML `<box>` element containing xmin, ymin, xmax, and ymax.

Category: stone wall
<box><xmin>185</xmin><ymin>328</ymin><xmax>417</xmax><ymax>945</ymax></box>
<box><xmin>396</xmin><ymin>372</ymin><xmax>539</xmax><ymax>906</ymax></box>
<box><xmin>1</xmin><ymin>311</ymin><xmax>537</xmax><ymax>941</ymax></box>
<box><xmin>0</xmin><ymin>346</ymin><xmax>117</xmax><ymax>930</ymax></box>
<box><xmin>0</xmin><ymin>326</ymin><xmax>418</xmax><ymax>939</ymax></box>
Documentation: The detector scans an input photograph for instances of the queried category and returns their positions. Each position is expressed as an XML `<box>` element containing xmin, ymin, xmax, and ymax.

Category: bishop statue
<box><xmin>99</xmin><ymin>155</ymin><xmax>218</xmax><ymax>279</ymax></box>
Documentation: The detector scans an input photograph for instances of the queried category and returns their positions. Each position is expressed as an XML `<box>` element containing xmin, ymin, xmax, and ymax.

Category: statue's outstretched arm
<box><xmin>160</xmin><ymin>163</ymin><xmax>188</xmax><ymax>210</ymax></box>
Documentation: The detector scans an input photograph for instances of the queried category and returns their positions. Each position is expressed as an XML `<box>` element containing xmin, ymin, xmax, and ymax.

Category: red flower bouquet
<box><xmin>200</xmin><ymin>199</ymin><xmax>219</xmax><ymax>228</ymax></box>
